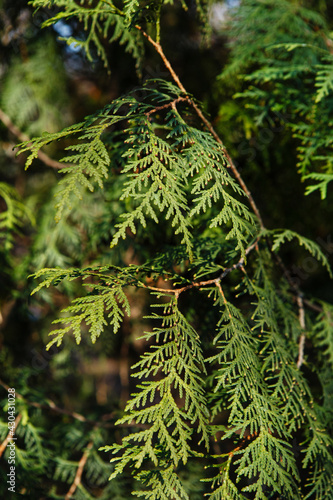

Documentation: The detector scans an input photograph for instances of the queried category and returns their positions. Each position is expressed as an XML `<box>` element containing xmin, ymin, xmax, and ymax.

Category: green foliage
<box><xmin>1</xmin><ymin>0</ymin><xmax>333</xmax><ymax>499</ymax></box>
<box><xmin>31</xmin><ymin>265</ymin><xmax>131</xmax><ymax>347</ymax></box>
<box><xmin>31</xmin><ymin>0</ymin><xmax>145</xmax><ymax>71</ymax></box>
<box><xmin>106</xmin><ymin>298</ymin><xmax>209</xmax><ymax>474</ymax></box>
<box><xmin>17</xmin><ymin>81</ymin><xmax>256</xmax><ymax>260</ymax></box>
<box><xmin>313</xmin><ymin>302</ymin><xmax>333</xmax><ymax>367</ymax></box>
<box><xmin>1</xmin><ymin>35</ymin><xmax>70</xmax><ymax>135</ymax></box>
<box><xmin>207</xmin><ymin>287</ymin><xmax>300</xmax><ymax>498</ymax></box>
<box><xmin>110</xmin><ymin>115</ymin><xmax>193</xmax><ymax>255</ymax></box>
<box><xmin>221</xmin><ymin>0</ymin><xmax>333</xmax><ymax>199</ymax></box>
<box><xmin>0</xmin><ymin>182</ymin><xmax>34</xmax><ymax>252</ymax></box>
<box><xmin>221</xmin><ymin>0</ymin><xmax>327</xmax><ymax>78</ymax></box>
<box><xmin>267</xmin><ymin>228</ymin><xmax>332</xmax><ymax>275</ymax></box>
<box><xmin>29</xmin><ymin>0</ymin><xmax>210</xmax><ymax>72</ymax></box>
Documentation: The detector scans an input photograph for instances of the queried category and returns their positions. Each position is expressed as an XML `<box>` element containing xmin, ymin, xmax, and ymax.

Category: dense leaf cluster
<box><xmin>0</xmin><ymin>0</ymin><xmax>332</xmax><ymax>499</ymax></box>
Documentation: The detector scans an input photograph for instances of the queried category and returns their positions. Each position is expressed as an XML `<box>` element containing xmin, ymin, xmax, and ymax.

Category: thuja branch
<box><xmin>145</xmin><ymin>96</ymin><xmax>189</xmax><ymax>117</ymax></box>
<box><xmin>136</xmin><ymin>27</ymin><xmax>187</xmax><ymax>94</ymax></box>
<box><xmin>141</xmin><ymin>238</ymin><xmax>259</xmax><ymax>297</ymax></box>
<box><xmin>137</xmin><ymin>28</ymin><xmax>264</xmax><ymax>229</ymax></box>
<box><xmin>138</xmin><ymin>24</ymin><xmax>324</xmax><ymax>324</ymax></box>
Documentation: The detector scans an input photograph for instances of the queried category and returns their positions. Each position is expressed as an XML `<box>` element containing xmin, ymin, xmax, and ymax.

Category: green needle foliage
<box><xmin>222</xmin><ymin>0</ymin><xmax>333</xmax><ymax>200</ymax></box>
<box><xmin>0</xmin><ymin>182</ymin><xmax>34</xmax><ymax>251</ymax></box>
<box><xmin>1</xmin><ymin>0</ymin><xmax>333</xmax><ymax>498</ymax></box>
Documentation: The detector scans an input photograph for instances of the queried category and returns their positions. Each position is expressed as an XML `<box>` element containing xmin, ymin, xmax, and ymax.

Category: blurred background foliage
<box><xmin>0</xmin><ymin>0</ymin><xmax>332</xmax><ymax>497</ymax></box>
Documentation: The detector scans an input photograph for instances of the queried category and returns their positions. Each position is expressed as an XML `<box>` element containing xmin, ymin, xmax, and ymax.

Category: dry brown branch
<box><xmin>65</xmin><ymin>439</ymin><xmax>94</xmax><ymax>499</ymax></box>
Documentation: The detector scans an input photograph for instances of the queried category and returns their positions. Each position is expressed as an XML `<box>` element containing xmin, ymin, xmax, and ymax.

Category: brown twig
<box><xmin>0</xmin><ymin>414</ymin><xmax>22</xmax><ymax>459</ymax></box>
<box><xmin>297</xmin><ymin>294</ymin><xmax>306</xmax><ymax>330</ymax></box>
<box><xmin>296</xmin><ymin>294</ymin><xmax>306</xmax><ymax>369</ymax></box>
<box><xmin>140</xmin><ymin>238</ymin><xmax>258</xmax><ymax>297</ymax></box>
<box><xmin>136</xmin><ymin>27</ymin><xmax>187</xmax><ymax>93</ymax></box>
<box><xmin>65</xmin><ymin>439</ymin><xmax>94</xmax><ymax>499</ymax></box>
<box><xmin>0</xmin><ymin>107</ymin><xmax>65</xmax><ymax>170</ymax></box>
<box><xmin>303</xmin><ymin>298</ymin><xmax>322</xmax><ymax>313</ymax></box>
<box><xmin>267</xmin><ymin>246</ymin><xmax>317</xmax><ymax>368</ymax></box>
<box><xmin>145</xmin><ymin>96</ymin><xmax>189</xmax><ymax>117</ymax></box>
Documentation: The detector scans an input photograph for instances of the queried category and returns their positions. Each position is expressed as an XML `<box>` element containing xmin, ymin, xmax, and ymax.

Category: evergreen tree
<box><xmin>0</xmin><ymin>0</ymin><xmax>332</xmax><ymax>498</ymax></box>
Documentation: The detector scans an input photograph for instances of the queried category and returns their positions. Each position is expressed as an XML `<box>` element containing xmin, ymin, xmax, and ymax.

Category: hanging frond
<box><xmin>313</xmin><ymin>302</ymin><xmax>333</xmax><ymax>367</ymax></box>
<box><xmin>268</xmin><ymin>229</ymin><xmax>332</xmax><ymax>276</ymax></box>
<box><xmin>30</xmin><ymin>0</ymin><xmax>144</xmax><ymax>71</ymax></box>
<box><xmin>0</xmin><ymin>182</ymin><xmax>34</xmax><ymax>251</ymax></box>
<box><xmin>167</xmin><ymin>112</ymin><xmax>257</xmax><ymax>258</ymax></box>
<box><xmin>53</xmin><ymin>127</ymin><xmax>111</xmax><ymax>221</ymax></box>
<box><xmin>206</xmin><ymin>286</ymin><xmax>300</xmax><ymax>499</ymax></box>
<box><xmin>110</xmin><ymin>118</ymin><xmax>193</xmax><ymax>257</ymax></box>
<box><xmin>315</xmin><ymin>57</ymin><xmax>333</xmax><ymax>103</ymax></box>
<box><xmin>246</xmin><ymin>253</ymin><xmax>333</xmax><ymax>500</ymax></box>
<box><xmin>133</xmin><ymin>464</ymin><xmax>190</xmax><ymax>499</ymax></box>
<box><xmin>103</xmin><ymin>296</ymin><xmax>209</xmax><ymax>492</ymax></box>
<box><xmin>304</xmin><ymin>172</ymin><xmax>333</xmax><ymax>200</ymax></box>
<box><xmin>203</xmin><ymin>454</ymin><xmax>246</xmax><ymax>500</ymax></box>
<box><xmin>31</xmin><ymin>266</ymin><xmax>131</xmax><ymax>347</ymax></box>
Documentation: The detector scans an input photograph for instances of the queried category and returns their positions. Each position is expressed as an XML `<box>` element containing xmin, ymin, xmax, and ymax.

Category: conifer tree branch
<box><xmin>65</xmin><ymin>438</ymin><xmax>94</xmax><ymax>500</ymax></box>
<box><xmin>1</xmin><ymin>3</ymin><xmax>332</xmax><ymax>498</ymax></box>
<box><xmin>145</xmin><ymin>96</ymin><xmax>189</xmax><ymax>117</ymax></box>
<box><xmin>0</xmin><ymin>413</ymin><xmax>22</xmax><ymax>458</ymax></box>
<box><xmin>141</xmin><ymin>238</ymin><xmax>258</xmax><ymax>296</ymax></box>
<box><xmin>137</xmin><ymin>24</ymin><xmax>326</xmax><ymax>330</ymax></box>
<box><xmin>0</xmin><ymin>108</ymin><xmax>66</xmax><ymax>170</ymax></box>
<box><xmin>136</xmin><ymin>27</ymin><xmax>187</xmax><ymax>93</ymax></box>
<box><xmin>136</xmin><ymin>28</ymin><xmax>265</xmax><ymax>229</ymax></box>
